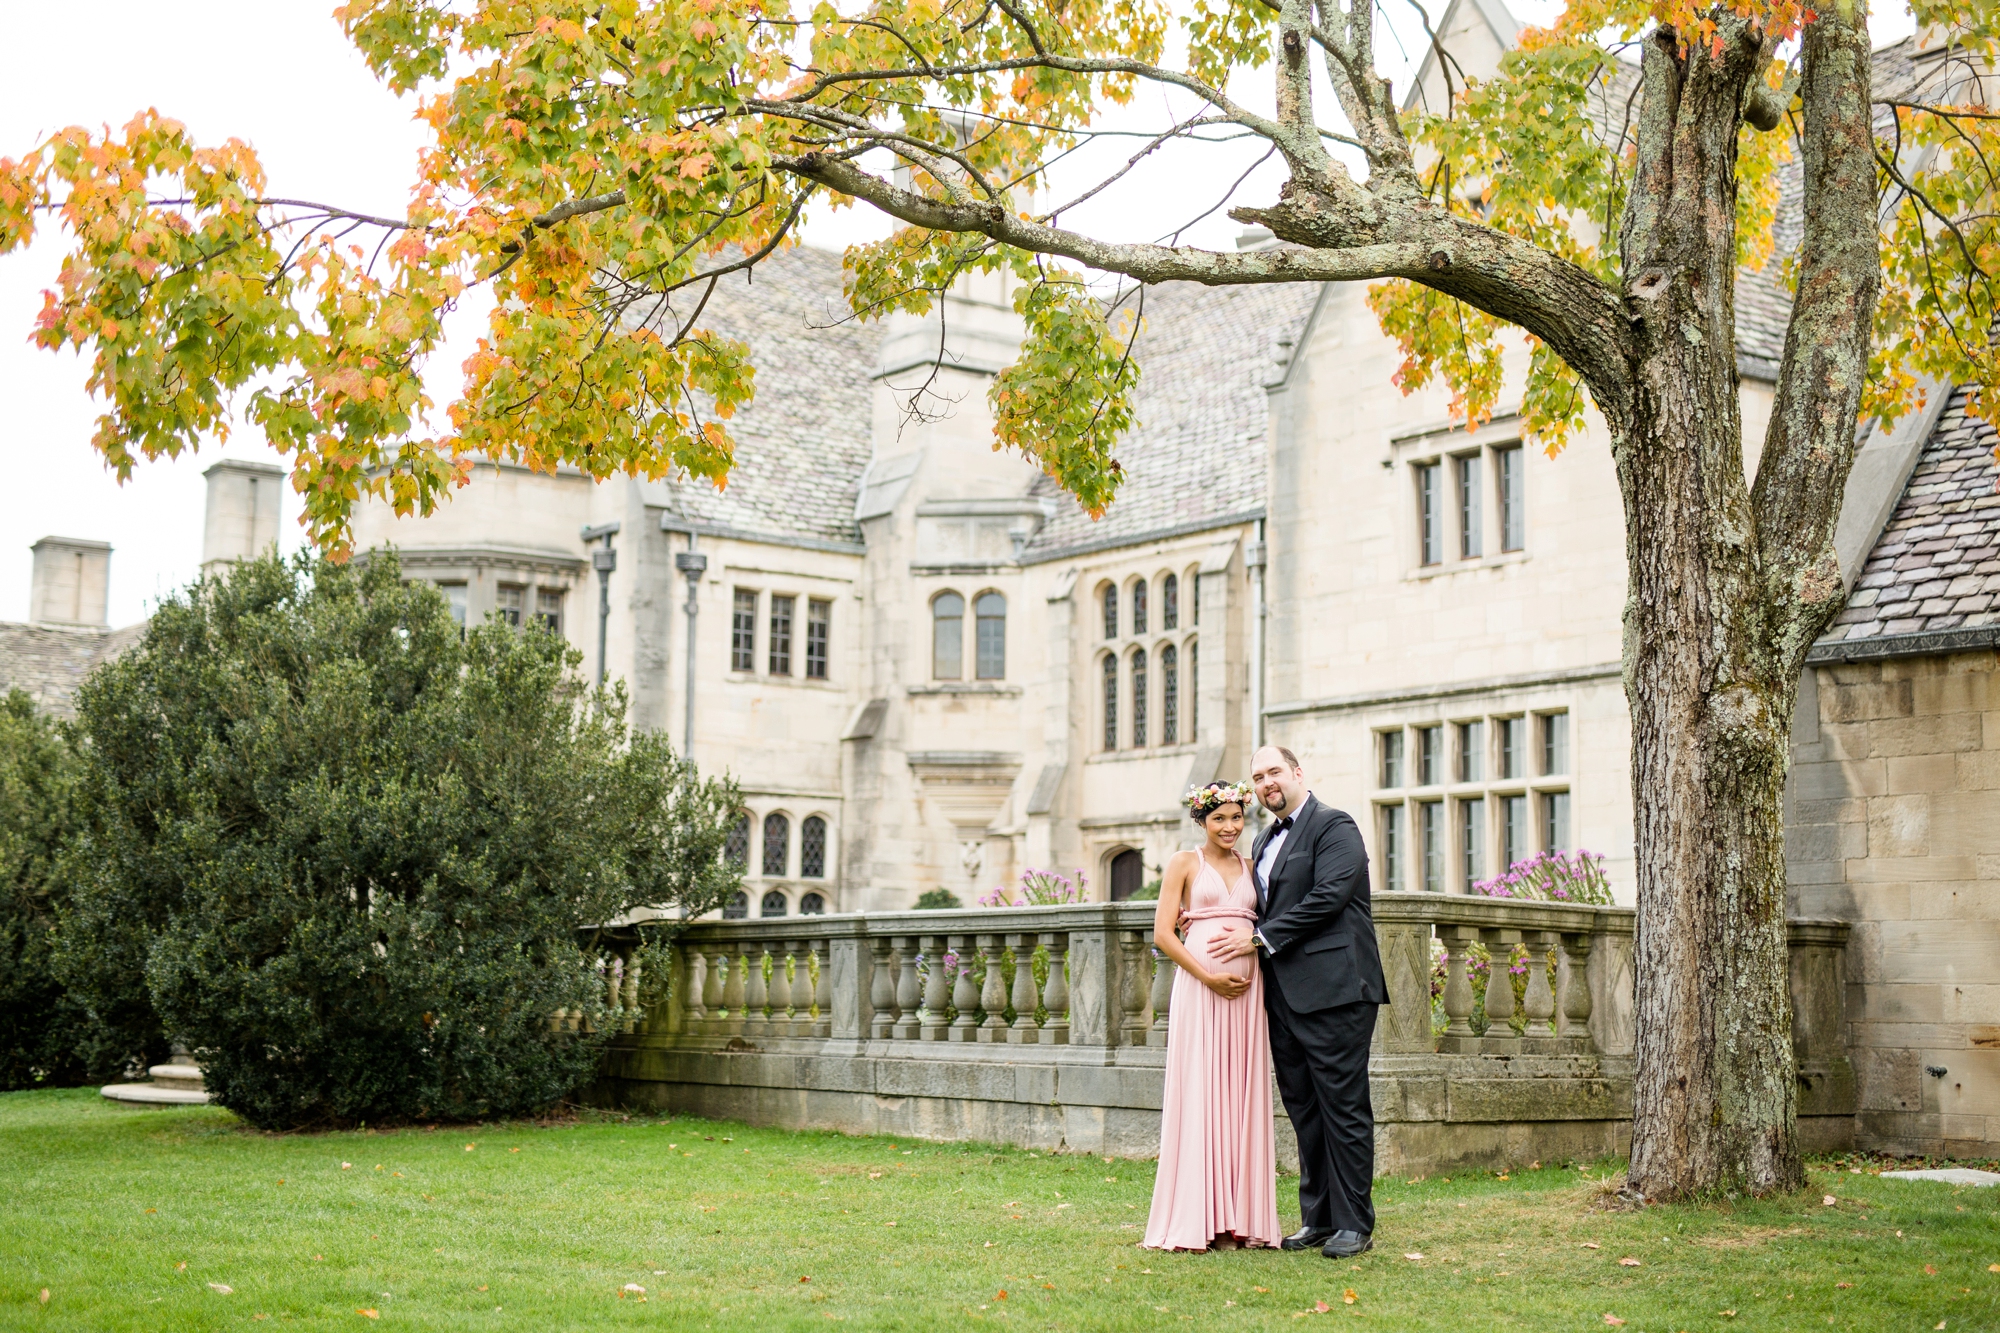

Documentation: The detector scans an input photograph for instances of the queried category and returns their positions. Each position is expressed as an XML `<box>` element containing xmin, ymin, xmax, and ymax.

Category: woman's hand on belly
<box><xmin>1200</xmin><ymin>969</ymin><xmax>1252</xmax><ymax>999</ymax></box>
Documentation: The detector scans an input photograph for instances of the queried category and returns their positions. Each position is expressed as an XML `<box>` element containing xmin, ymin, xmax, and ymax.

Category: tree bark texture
<box><xmin>1611</xmin><ymin>9</ymin><xmax>1876</xmax><ymax>1200</ymax></box>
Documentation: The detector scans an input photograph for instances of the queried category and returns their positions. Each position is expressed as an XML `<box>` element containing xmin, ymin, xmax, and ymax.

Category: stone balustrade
<box><xmin>590</xmin><ymin>896</ymin><xmax>1854</xmax><ymax>1173</ymax></box>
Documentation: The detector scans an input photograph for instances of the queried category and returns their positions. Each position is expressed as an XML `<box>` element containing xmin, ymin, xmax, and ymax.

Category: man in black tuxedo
<box><xmin>1208</xmin><ymin>744</ymin><xmax>1386</xmax><ymax>1258</ymax></box>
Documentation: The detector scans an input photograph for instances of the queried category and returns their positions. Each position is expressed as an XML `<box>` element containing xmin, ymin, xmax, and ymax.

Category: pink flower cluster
<box><xmin>1469</xmin><ymin>849</ymin><xmax>1614</xmax><ymax>906</ymax></box>
<box><xmin>978</xmin><ymin>867</ymin><xmax>1089</xmax><ymax>907</ymax></box>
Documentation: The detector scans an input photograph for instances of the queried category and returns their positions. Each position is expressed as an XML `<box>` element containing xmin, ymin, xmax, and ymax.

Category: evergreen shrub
<box><xmin>0</xmin><ymin>691</ymin><xmax>89</xmax><ymax>1088</ymax></box>
<box><xmin>58</xmin><ymin>552</ymin><xmax>739</xmax><ymax>1129</ymax></box>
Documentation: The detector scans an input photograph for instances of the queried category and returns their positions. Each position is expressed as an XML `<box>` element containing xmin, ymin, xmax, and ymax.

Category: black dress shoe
<box><xmin>1321</xmin><ymin>1230</ymin><xmax>1374</xmax><ymax>1258</ymax></box>
<box><xmin>1279</xmin><ymin>1226</ymin><xmax>1336</xmax><ymax>1251</ymax></box>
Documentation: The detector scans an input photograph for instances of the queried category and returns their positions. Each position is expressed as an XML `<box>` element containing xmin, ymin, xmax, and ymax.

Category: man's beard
<box><xmin>1260</xmin><ymin>790</ymin><xmax>1285</xmax><ymax>812</ymax></box>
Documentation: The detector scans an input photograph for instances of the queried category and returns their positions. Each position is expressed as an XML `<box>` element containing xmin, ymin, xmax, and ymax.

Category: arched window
<box><xmin>1101</xmin><ymin>654</ymin><xmax>1118</xmax><ymax>751</ymax></box>
<box><xmin>723</xmin><ymin>812</ymin><xmax>750</xmax><ymax>869</ymax></box>
<box><xmin>799</xmin><ymin>892</ymin><xmax>827</xmax><ymax>915</ymax></box>
<box><xmin>1132</xmin><ymin>579</ymin><xmax>1148</xmax><ymax>636</ymax></box>
<box><xmin>1101</xmin><ymin>583</ymin><xmax>1118</xmax><ymax>640</ymax></box>
<box><xmin>762</xmin><ymin>812</ymin><xmax>790</xmax><ymax>877</ymax></box>
<box><xmin>975</xmin><ymin>592</ymin><xmax>1006</xmax><ymax>680</ymax></box>
<box><xmin>1188</xmin><ymin>639</ymin><xmax>1199</xmax><ymax>738</ymax></box>
<box><xmin>722</xmin><ymin>890</ymin><xmax>749</xmax><ymax>920</ymax></box>
<box><xmin>932</xmin><ymin>592</ymin><xmax>964</xmax><ymax>680</ymax></box>
<box><xmin>800</xmin><ymin>815</ymin><xmax>827</xmax><ymax>878</ymax></box>
<box><xmin>1161</xmin><ymin>643</ymin><xmax>1179</xmax><ymax>746</ymax></box>
<box><xmin>1130</xmin><ymin>647</ymin><xmax>1148</xmax><ymax>748</ymax></box>
<box><xmin>1189</xmin><ymin>566</ymin><xmax>1201</xmax><ymax>626</ymax></box>
<box><xmin>761</xmin><ymin>890</ymin><xmax>789</xmax><ymax>918</ymax></box>
<box><xmin>1110</xmin><ymin>849</ymin><xmax>1144</xmax><ymax>901</ymax></box>
<box><xmin>1162</xmin><ymin>573</ymin><xmax>1178</xmax><ymax>630</ymax></box>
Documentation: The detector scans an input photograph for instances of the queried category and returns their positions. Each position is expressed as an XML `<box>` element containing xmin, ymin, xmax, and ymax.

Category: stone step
<box><xmin>100</xmin><ymin>1081</ymin><xmax>210</xmax><ymax>1106</ymax></box>
<box><xmin>147</xmin><ymin>1063</ymin><xmax>206</xmax><ymax>1090</ymax></box>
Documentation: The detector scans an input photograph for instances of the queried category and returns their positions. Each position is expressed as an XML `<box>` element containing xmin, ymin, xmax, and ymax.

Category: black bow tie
<box><xmin>1274</xmin><ymin>816</ymin><xmax>1294</xmax><ymax>831</ymax></box>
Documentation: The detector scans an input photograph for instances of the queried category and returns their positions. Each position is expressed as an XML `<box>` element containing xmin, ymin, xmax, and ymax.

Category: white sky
<box><xmin>0</xmin><ymin>1</ymin><xmax>1917</xmax><ymax>626</ymax></box>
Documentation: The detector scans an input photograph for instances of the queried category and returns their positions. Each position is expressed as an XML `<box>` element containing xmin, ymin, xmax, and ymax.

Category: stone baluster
<box><xmin>684</xmin><ymin>947</ymin><xmax>710</xmax><ymax>1031</ymax></box>
<box><xmin>1519</xmin><ymin>930</ymin><xmax>1559</xmax><ymax>1052</ymax></box>
<box><xmin>740</xmin><ymin>940</ymin><xmax>760</xmax><ymax>1032</ymax></box>
<box><xmin>1040</xmin><ymin>934</ymin><xmax>1070</xmax><ymax>1045</ymax></box>
<box><xmin>1558</xmin><ymin>931</ymin><xmax>1595</xmax><ymax>1053</ymax></box>
<box><xmin>809</xmin><ymin>938</ymin><xmax>832</xmax><ymax>1038</ymax></box>
<box><xmin>1006</xmin><ymin>933</ymin><xmax>1041</xmax><ymax>1044</ymax></box>
<box><xmin>760</xmin><ymin>940</ymin><xmax>792</xmax><ymax>1032</ymax></box>
<box><xmin>1480</xmin><ymin>928</ymin><xmax>1522</xmax><ymax>1054</ymax></box>
<box><xmin>976</xmin><ymin>935</ymin><xmax>1010</xmax><ymax>1042</ymax></box>
<box><xmin>870</xmin><ymin>938</ymin><xmax>899</xmax><ymax>1041</ymax></box>
<box><xmin>661</xmin><ymin>941</ymin><xmax>686</xmax><ymax>1036</ymax></box>
<box><xmin>1119</xmin><ymin>932</ymin><xmax>1151</xmax><ymax>1048</ymax></box>
<box><xmin>949</xmin><ymin>935</ymin><xmax>981</xmax><ymax>1042</ymax></box>
<box><xmin>1148</xmin><ymin>951</ymin><xmax>1175</xmax><ymax>1048</ymax></box>
<box><xmin>624</xmin><ymin>953</ymin><xmax>644</xmax><ymax>1034</ymax></box>
<box><xmin>920</xmin><ymin>935</ymin><xmax>952</xmax><ymax>1042</ymax></box>
<box><xmin>1437</xmin><ymin>925</ymin><xmax>1479</xmax><ymax>1053</ymax></box>
<box><xmin>712</xmin><ymin>944</ymin><xmax>736</xmax><ymax>1040</ymax></box>
<box><xmin>894</xmin><ymin>938</ymin><xmax>923</xmax><ymax>1042</ymax></box>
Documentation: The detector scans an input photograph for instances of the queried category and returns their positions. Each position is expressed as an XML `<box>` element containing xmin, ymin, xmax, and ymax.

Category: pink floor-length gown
<box><xmin>1141</xmin><ymin>852</ymin><xmax>1282</xmax><ymax>1251</ymax></box>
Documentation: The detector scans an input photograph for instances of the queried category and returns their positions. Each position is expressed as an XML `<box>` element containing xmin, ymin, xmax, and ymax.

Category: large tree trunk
<box><xmin>1612</xmin><ymin>8</ymin><xmax>1876</xmax><ymax>1199</ymax></box>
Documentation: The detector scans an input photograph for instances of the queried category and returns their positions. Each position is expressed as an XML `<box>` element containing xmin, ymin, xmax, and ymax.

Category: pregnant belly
<box><xmin>1183</xmin><ymin>918</ymin><xmax>1256</xmax><ymax>982</ymax></box>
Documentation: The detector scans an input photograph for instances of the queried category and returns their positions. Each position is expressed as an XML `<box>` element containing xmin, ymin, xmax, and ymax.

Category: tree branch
<box><xmin>1752</xmin><ymin>0</ymin><xmax>1879</xmax><ymax>647</ymax></box>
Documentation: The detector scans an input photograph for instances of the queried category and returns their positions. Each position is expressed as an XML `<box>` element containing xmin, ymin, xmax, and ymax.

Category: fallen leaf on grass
<box><xmin>1580</xmin><ymin>1243</ymin><xmax>1600</xmax><ymax>1250</ymax></box>
<box><xmin>208</xmin><ymin>1284</ymin><xmax>233</xmax><ymax>1295</ymax></box>
<box><xmin>984</xmin><ymin>1242</ymin><xmax>998</xmax><ymax>1248</ymax></box>
<box><xmin>38</xmin><ymin>1290</ymin><xmax>48</xmax><ymax>1305</ymax></box>
<box><xmin>1604</xmin><ymin>1317</ymin><xmax>1625</xmax><ymax>1328</ymax></box>
<box><xmin>1253</xmin><ymin>1286</ymin><xmax>1270</xmax><ymax>1293</ymax></box>
<box><xmin>1991</xmin><ymin>1265</ymin><xmax>2000</xmax><ymax>1274</ymax></box>
<box><xmin>464</xmin><ymin>1143</ymin><xmax>476</xmax><ymax>1152</ymax></box>
<box><xmin>1618</xmin><ymin>1257</ymin><xmax>1642</xmax><ymax>1267</ymax></box>
<box><xmin>1721</xmin><ymin>1311</ymin><xmax>1736</xmax><ymax>1318</ymax></box>
<box><xmin>624</xmin><ymin>1284</ymin><xmax>646</xmax><ymax>1294</ymax></box>
<box><xmin>1823</xmin><ymin>1195</ymin><xmax>1837</xmax><ymax>1206</ymax></box>
<box><xmin>996</xmin><ymin>1291</ymin><xmax>1008</xmax><ymax>1300</ymax></box>
<box><xmin>1403</xmin><ymin>1253</ymin><xmax>1424</xmax><ymax>1261</ymax></box>
<box><xmin>1837</xmin><ymin>1282</ymin><xmax>1852</xmax><ymax>1289</ymax></box>
<box><xmin>1342</xmin><ymin>1289</ymin><xmax>1358</xmax><ymax>1305</ymax></box>
<box><xmin>357</xmin><ymin>1310</ymin><xmax>379</xmax><ymax>1319</ymax></box>
<box><xmin>868</xmin><ymin>1173</ymin><xmax>883</xmax><ymax>1180</ymax></box>
<box><xmin>176</xmin><ymin>1263</ymin><xmax>187</xmax><ymax>1271</ymax></box>
<box><xmin>799</xmin><ymin>1277</ymin><xmax>810</xmax><ymax>1284</ymax></box>
<box><xmin>341</xmin><ymin>1163</ymin><xmax>351</xmax><ymax>1170</ymax></box>
<box><xmin>1314</xmin><ymin>1300</ymin><xmax>1331</xmax><ymax>1312</ymax></box>
<box><xmin>1935</xmin><ymin>1322</ymin><xmax>1946</xmax><ymax>1330</ymax></box>
<box><xmin>1926</xmin><ymin>1265</ymin><xmax>1939</xmax><ymax>1276</ymax></box>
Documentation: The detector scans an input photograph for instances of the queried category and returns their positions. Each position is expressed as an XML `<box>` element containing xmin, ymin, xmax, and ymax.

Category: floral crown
<box><xmin>1184</xmin><ymin>780</ymin><xmax>1255</xmax><ymax>819</ymax></box>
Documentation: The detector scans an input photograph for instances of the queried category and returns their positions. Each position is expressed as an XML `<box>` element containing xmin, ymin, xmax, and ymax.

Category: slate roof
<box><xmin>1021</xmin><ymin>280</ymin><xmax>1320</xmax><ymax>560</ymax></box>
<box><xmin>659</xmin><ymin>246</ymin><xmax>882</xmax><ymax>547</ymax></box>
<box><xmin>0</xmin><ymin>620</ymin><xmax>146</xmax><ymax>718</ymax></box>
<box><xmin>1821</xmin><ymin>383</ymin><xmax>2000</xmax><ymax>643</ymax></box>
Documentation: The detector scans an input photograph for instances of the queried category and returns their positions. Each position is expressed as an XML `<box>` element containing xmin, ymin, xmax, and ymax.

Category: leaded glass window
<box><xmin>800</xmin><ymin>815</ymin><xmax>827</xmax><ymax>878</ymax></box>
<box><xmin>762</xmin><ymin>811</ymin><xmax>789</xmax><ymax>877</ymax></box>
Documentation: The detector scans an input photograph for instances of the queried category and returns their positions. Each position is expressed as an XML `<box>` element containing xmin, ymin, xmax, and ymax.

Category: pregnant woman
<box><xmin>1141</xmin><ymin>780</ymin><xmax>1282</xmax><ymax>1251</ymax></box>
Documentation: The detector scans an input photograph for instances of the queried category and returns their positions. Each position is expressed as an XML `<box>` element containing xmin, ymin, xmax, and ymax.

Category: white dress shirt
<box><xmin>1253</xmin><ymin>792</ymin><xmax>1311</xmax><ymax>951</ymax></box>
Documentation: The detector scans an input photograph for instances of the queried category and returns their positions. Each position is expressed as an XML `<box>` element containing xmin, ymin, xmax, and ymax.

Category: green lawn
<box><xmin>1</xmin><ymin>1088</ymin><xmax>1995</xmax><ymax>1331</ymax></box>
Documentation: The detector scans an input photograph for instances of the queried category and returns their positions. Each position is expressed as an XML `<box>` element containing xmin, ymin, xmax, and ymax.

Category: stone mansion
<box><xmin>2</xmin><ymin>0</ymin><xmax>1990</xmax><ymax>1158</ymax></box>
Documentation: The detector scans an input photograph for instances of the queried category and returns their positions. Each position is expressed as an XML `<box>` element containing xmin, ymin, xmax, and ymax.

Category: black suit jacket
<box><xmin>1252</xmin><ymin>795</ymin><xmax>1388</xmax><ymax>1013</ymax></box>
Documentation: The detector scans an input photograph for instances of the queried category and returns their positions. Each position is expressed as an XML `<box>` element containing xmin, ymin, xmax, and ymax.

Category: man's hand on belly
<box><xmin>1206</xmin><ymin>927</ymin><xmax>1259</xmax><ymax>962</ymax></box>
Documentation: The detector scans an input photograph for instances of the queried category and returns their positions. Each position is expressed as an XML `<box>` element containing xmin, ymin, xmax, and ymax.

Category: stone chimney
<box><xmin>29</xmin><ymin>537</ymin><xmax>111</xmax><ymax>627</ymax></box>
<box><xmin>201</xmin><ymin>460</ymin><xmax>284</xmax><ymax>574</ymax></box>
